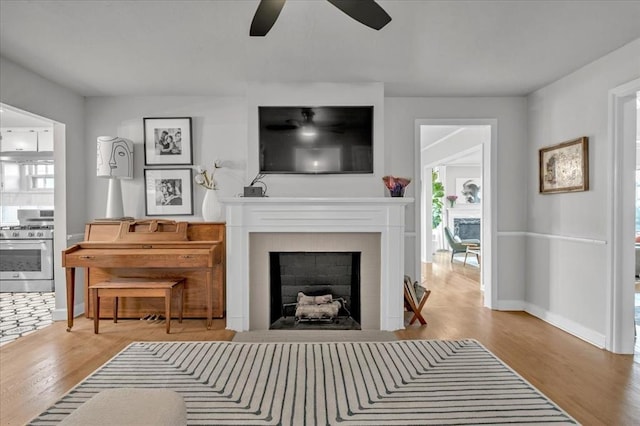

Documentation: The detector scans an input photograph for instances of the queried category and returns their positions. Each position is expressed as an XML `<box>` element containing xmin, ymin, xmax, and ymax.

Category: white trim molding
<box><xmin>607</xmin><ymin>78</ymin><xmax>640</xmax><ymax>354</ymax></box>
<box><xmin>525</xmin><ymin>302</ymin><xmax>606</xmax><ymax>349</ymax></box>
<box><xmin>498</xmin><ymin>231</ymin><xmax>607</xmax><ymax>245</ymax></box>
<box><xmin>52</xmin><ymin>302</ymin><xmax>84</xmax><ymax>322</ymax></box>
<box><xmin>495</xmin><ymin>300</ymin><xmax>526</xmax><ymax>311</ymax></box>
<box><xmin>221</xmin><ymin>197</ymin><xmax>414</xmax><ymax>332</ymax></box>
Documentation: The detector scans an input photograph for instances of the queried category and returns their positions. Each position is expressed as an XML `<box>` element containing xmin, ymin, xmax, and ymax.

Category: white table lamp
<box><xmin>96</xmin><ymin>136</ymin><xmax>134</xmax><ymax>219</ymax></box>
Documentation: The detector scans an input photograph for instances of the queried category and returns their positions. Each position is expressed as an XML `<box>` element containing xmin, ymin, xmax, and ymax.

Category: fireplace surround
<box><xmin>221</xmin><ymin>197</ymin><xmax>414</xmax><ymax>331</ymax></box>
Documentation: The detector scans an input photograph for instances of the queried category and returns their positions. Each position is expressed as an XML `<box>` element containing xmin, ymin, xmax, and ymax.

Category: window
<box><xmin>25</xmin><ymin>163</ymin><xmax>54</xmax><ymax>190</ymax></box>
<box><xmin>0</xmin><ymin>161</ymin><xmax>54</xmax><ymax>224</ymax></box>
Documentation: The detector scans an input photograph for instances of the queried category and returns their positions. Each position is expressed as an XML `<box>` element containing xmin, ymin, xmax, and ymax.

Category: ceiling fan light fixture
<box><xmin>300</xmin><ymin>108</ymin><xmax>318</xmax><ymax>138</ymax></box>
<box><xmin>300</xmin><ymin>124</ymin><xmax>318</xmax><ymax>138</ymax></box>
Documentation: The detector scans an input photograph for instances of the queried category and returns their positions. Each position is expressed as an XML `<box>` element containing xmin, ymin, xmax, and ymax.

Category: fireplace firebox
<box><xmin>269</xmin><ymin>252</ymin><xmax>361</xmax><ymax>330</ymax></box>
<box><xmin>454</xmin><ymin>218</ymin><xmax>481</xmax><ymax>240</ymax></box>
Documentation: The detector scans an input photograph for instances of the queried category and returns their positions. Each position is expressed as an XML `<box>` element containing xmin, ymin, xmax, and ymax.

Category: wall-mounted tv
<box><xmin>258</xmin><ymin>106</ymin><xmax>373</xmax><ymax>174</ymax></box>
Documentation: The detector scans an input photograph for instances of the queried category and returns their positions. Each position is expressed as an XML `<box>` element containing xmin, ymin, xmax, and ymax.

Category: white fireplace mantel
<box><xmin>220</xmin><ymin>197</ymin><xmax>414</xmax><ymax>331</ymax></box>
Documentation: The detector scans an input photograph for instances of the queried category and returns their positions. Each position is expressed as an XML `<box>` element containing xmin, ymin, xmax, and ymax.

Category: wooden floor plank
<box><xmin>1</xmin><ymin>252</ymin><xmax>638</xmax><ymax>425</ymax></box>
<box><xmin>397</xmin><ymin>252</ymin><xmax>640</xmax><ymax>425</ymax></box>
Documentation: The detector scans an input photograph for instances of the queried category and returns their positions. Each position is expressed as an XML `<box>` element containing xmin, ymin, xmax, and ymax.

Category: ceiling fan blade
<box><xmin>265</xmin><ymin>124</ymin><xmax>298</xmax><ymax>131</ymax></box>
<box><xmin>250</xmin><ymin>0</ymin><xmax>286</xmax><ymax>36</ymax></box>
<box><xmin>326</xmin><ymin>0</ymin><xmax>391</xmax><ymax>31</ymax></box>
<box><xmin>316</xmin><ymin>121</ymin><xmax>345</xmax><ymax>128</ymax></box>
<box><xmin>285</xmin><ymin>119</ymin><xmax>302</xmax><ymax>127</ymax></box>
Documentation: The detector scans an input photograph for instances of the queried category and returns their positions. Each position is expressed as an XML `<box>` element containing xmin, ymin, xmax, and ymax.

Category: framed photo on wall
<box><xmin>144</xmin><ymin>168</ymin><xmax>193</xmax><ymax>216</ymax></box>
<box><xmin>455</xmin><ymin>178</ymin><xmax>481</xmax><ymax>204</ymax></box>
<box><xmin>143</xmin><ymin>117</ymin><xmax>193</xmax><ymax>165</ymax></box>
<box><xmin>539</xmin><ymin>136</ymin><xmax>589</xmax><ymax>194</ymax></box>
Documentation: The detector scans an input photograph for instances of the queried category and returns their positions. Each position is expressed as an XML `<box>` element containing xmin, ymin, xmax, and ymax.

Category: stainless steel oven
<box><xmin>0</xmin><ymin>209</ymin><xmax>54</xmax><ymax>292</ymax></box>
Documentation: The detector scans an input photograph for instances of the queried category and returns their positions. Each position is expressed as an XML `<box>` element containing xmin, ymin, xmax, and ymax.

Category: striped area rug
<box><xmin>31</xmin><ymin>339</ymin><xmax>577</xmax><ymax>425</ymax></box>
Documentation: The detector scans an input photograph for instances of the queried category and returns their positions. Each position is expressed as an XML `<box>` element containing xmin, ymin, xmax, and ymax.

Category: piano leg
<box><xmin>207</xmin><ymin>269</ymin><xmax>213</xmax><ymax>329</ymax></box>
<box><xmin>165</xmin><ymin>288</ymin><xmax>172</xmax><ymax>334</ymax></box>
<box><xmin>66</xmin><ymin>267</ymin><xmax>76</xmax><ymax>332</ymax></box>
<box><xmin>93</xmin><ymin>288</ymin><xmax>100</xmax><ymax>334</ymax></box>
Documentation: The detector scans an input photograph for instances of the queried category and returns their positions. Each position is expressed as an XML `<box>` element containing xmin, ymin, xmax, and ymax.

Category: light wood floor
<box><xmin>1</xmin><ymin>252</ymin><xmax>638</xmax><ymax>425</ymax></box>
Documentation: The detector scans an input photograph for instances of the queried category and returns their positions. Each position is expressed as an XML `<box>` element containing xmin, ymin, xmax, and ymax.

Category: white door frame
<box><xmin>607</xmin><ymin>78</ymin><xmax>639</xmax><ymax>354</ymax></box>
<box><xmin>0</xmin><ymin>103</ymin><xmax>69</xmax><ymax>319</ymax></box>
<box><xmin>414</xmin><ymin>119</ymin><xmax>497</xmax><ymax>308</ymax></box>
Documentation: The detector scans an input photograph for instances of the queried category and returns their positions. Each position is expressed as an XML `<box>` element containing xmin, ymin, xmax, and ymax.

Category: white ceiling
<box><xmin>1</xmin><ymin>0</ymin><xmax>639</xmax><ymax>97</ymax></box>
<box><xmin>422</xmin><ymin>126</ymin><xmax>485</xmax><ymax>166</ymax></box>
<box><xmin>0</xmin><ymin>105</ymin><xmax>53</xmax><ymax>128</ymax></box>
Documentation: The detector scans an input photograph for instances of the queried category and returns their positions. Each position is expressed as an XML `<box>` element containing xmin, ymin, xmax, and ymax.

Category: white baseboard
<box><xmin>495</xmin><ymin>300</ymin><xmax>526</xmax><ymax>310</ymax></box>
<box><xmin>52</xmin><ymin>303</ymin><xmax>85</xmax><ymax>322</ymax></box>
<box><xmin>525</xmin><ymin>302</ymin><xmax>606</xmax><ymax>349</ymax></box>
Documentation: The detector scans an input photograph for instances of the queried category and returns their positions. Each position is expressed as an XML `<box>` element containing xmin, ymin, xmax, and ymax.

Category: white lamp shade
<box><xmin>96</xmin><ymin>136</ymin><xmax>134</xmax><ymax>179</ymax></box>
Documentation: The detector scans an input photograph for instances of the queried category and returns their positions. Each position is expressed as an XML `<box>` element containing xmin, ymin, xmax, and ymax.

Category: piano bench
<box><xmin>90</xmin><ymin>279</ymin><xmax>185</xmax><ymax>334</ymax></box>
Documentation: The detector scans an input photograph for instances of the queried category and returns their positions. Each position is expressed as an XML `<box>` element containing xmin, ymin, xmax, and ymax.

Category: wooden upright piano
<box><xmin>62</xmin><ymin>220</ymin><xmax>225</xmax><ymax>331</ymax></box>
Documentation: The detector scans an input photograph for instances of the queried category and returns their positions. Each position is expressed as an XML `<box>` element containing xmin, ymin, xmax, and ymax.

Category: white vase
<box><xmin>202</xmin><ymin>190</ymin><xmax>222</xmax><ymax>222</ymax></box>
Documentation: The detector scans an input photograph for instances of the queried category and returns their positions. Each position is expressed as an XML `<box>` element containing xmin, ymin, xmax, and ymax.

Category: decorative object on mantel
<box><xmin>244</xmin><ymin>173</ymin><xmax>267</xmax><ymax>197</ymax></box>
<box><xmin>382</xmin><ymin>175</ymin><xmax>411</xmax><ymax>197</ymax></box>
<box><xmin>539</xmin><ymin>136</ymin><xmax>589</xmax><ymax>194</ymax></box>
<box><xmin>96</xmin><ymin>136</ymin><xmax>134</xmax><ymax>219</ymax></box>
<box><xmin>446</xmin><ymin>194</ymin><xmax>458</xmax><ymax>208</ymax></box>
<box><xmin>195</xmin><ymin>161</ymin><xmax>222</xmax><ymax>221</ymax></box>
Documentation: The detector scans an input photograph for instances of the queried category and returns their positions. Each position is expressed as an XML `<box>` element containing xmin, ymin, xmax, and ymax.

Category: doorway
<box><xmin>414</xmin><ymin>119</ymin><xmax>495</xmax><ymax>308</ymax></box>
<box><xmin>635</xmin><ymin>91</ymin><xmax>640</xmax><ymax>356</ymax></box>
<box><xmin>0</xmin><ymin>104</ymin><xmax>55</xmax><ymax>344</ymax></box>
<box><xmin>609</xmin><ymin>80</ymin><xmax>640</xmax><ymax>354</ymax></box>
<box><xmin>0</xmin><ymin>103</ymin><xmax>67</xmax><ymax>344</ymax></box>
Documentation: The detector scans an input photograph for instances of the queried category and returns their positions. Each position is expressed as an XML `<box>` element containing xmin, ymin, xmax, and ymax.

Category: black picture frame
<box><xmin>143</xmin><ymin>117</ymin><xmax>193</xmax><ymax>165</ymax></box>
<box><xmin>144</xmin><ymin>168</ymin><xmax>194</xmax><ymax>216</ymax></box>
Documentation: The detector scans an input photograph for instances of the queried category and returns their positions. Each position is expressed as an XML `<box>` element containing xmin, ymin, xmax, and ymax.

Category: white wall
<box><xmin>84</xmin><ymin>96</ymin><xmax>248</xmax><ymax>221</ymax></box>
<box><xmin>87</xmin><ymin>89</ymin><xmax>536</xmax><ymax>310</ymax></box>
<box><xmin>0</xmin><ymin>56</ymin><xmax>85</xmax><ymax>230</ymax></box>
<box><xmin>84</xmin><ymin>84</ymin><xmax>386</xmax><ymax>220</ymax></box>
<box><xmin>385</xmin><ymin>97</ymin><xmax>528</xmax><ymax>303</ymax></box>
<box><xmin>526</xmin><ymin>39</ymin><xmax>640</xmax><ymax>347</ymax></box>
<box><xmin>443</xmin><ymin>165</ymin><xmax>482</xmax><ymax>236</ymax></box>
<box><xmin>444</xmin><ymin>165</ymin><xmax>481</xmax><ymax>201</ymax></box>
<box><xmin>0</xmin><ymin>55</ymin><xmax>85</xmax><ymax>319</ymax></box>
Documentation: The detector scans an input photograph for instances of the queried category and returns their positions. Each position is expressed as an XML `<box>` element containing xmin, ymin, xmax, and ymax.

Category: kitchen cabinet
<box><xmin>37</xmin><ymin>129</ymin><xmax>54</xmax><ymax>151</ymax></box>
<box><xmin>0</xmin><ymin>130</ymin><xmax>38</xmax><ymax>152</ymax></box>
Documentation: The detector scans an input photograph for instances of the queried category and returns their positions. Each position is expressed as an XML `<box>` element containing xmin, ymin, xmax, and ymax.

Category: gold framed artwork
<box><xmin>539</xmin><ymin>136</ymin><xmax>589</xmax><ymax>194</ymax></box>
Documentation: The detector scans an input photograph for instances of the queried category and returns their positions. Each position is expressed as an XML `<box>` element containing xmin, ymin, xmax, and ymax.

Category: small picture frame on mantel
<box><xmin>539</xmin><ymin>136</ymin><xmax>589</xmax><ymax>194</ymax></box>
<box><xmin>143</xmin><ymin>117</ymin><xmax>193</xmax><ymax>166</ymax></box>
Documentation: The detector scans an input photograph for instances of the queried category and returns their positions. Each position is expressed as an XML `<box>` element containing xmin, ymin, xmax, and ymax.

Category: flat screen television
<box><xmin>258</xmin><ymin>106</ymin><xmax>373</xmax><ymax>174</ymax></box>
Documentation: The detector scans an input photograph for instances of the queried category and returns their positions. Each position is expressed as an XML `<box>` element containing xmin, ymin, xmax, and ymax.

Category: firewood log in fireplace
<box><xmin>287</xmin><ymin>292</ymin><xmax>351</xmax><ymax>322</ymax></box>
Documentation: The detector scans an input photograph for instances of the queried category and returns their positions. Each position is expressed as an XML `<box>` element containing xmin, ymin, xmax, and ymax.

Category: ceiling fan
<box><xmin>250</xmin><ymin>0</ymin><xmax>392</xmax><ymax>37</ymax></box>
<box><xmin>265</xmin><ymin>108</ymin><xmax>345</xmax><ymax>134</ymax></box>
